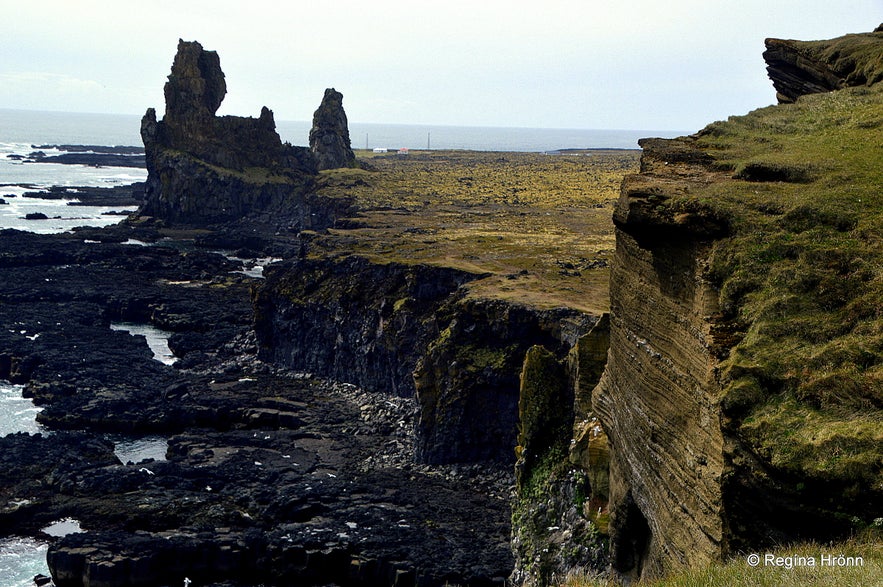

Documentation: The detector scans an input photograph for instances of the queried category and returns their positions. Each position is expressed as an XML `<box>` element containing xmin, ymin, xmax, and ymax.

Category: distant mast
<box><xmin>427</xmin><ymin>131</ymin><xmax>431</xmax><ymax>150</ymax></box>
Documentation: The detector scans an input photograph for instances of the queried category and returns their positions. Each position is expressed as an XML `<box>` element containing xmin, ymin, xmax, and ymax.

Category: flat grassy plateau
<box><xmin>311</xmin><ymin>149</ymin><xmax>639</xmax><ymax>313</ymax></box>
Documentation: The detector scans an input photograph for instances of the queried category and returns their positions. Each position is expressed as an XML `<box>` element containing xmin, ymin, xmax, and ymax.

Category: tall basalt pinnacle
<box><xmin>309</xmin><ymin>88</ymin><xmax>356</xmax><ymax>170</ymax></box>
<box><xmin>164</xmin><ymin>39</ymin><xmax>226</xmax><ymax>124</ymax></box>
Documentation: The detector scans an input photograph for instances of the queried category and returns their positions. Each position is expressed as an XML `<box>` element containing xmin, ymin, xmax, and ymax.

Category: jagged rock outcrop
<box><xmin>139</xmin><ymin>40</ymin><xmax>320</xmax><ymax>226</ymax></box>
<box><xmin>510</xmin><ymin>317</ymin><xmax>611</xmax><ymax>586</ymax></box>
<box><xmin>763</xmin><ymin>26</ymin><xmax>883</xmax><ymax>103</ymax></box>
<box><xmin>0</xmin><ymin>228</ymin><xmax>515</xmax><ymax>587</ymax></box>
<box><xmin>310</xmin><ymin>88</ymin><xmax>357</xmax><ymax>170</ymax></box>
<box><xmin>414</xmin><ymin>299</ymin><xmax>594</xmax><ymax>464</ymax></box>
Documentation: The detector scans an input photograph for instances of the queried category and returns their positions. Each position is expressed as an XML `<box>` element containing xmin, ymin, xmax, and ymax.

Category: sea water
<box><xmin>1</xmin><ymin>380</ymin><xmax>50</xmax><ymax>584</ymax></box>
<box><xmin>0</xmin><ymin>537</ymin><xmax>49</xmax><ymax>587</ymax></box>
<box><xmin>0</xmin><ymin>108</ymin><xmax>687</xmax><ymax>234</ymax></box>
<box><xmin>0</xmin><ymin>381</ymin><xmax>43</xmax><ymax>437</ymax></box>
<box><xmin>110</xmin><ymin>322</ymin><xmax>178</xmax><ymax>365</ymax></box>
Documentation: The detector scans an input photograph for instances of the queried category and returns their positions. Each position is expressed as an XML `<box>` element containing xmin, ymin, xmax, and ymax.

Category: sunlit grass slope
<box><xmin>563</xmin><ymin>538</ymin><xmax>882</xmax><ymax>587</ymax></box>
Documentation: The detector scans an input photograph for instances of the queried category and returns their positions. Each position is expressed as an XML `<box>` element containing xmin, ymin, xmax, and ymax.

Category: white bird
<box><xmin>139</xmin><ymin>468</ymin><xmax>155</xmax><ymax>476</ymax></box>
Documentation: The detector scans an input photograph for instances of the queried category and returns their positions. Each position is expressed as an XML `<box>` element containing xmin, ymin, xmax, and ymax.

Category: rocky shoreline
<box><xmin>0</xmin><ymin>222</ymin><xmax>514</xmax><ymax>586</ymax></box>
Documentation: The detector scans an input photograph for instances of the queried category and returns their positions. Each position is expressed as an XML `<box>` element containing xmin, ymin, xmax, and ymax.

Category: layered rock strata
<box><xmin>593</xmin><ymin>141</ymin><xmax>728</xmax><ymax>579</ymax></box>
<box><xmin>763</xmin><ymin>26</ymin><xmax>883</xmax><ymax>103</ymax></box>
<box><xmin>594</xmin><ymin>115</ymin><xmax>883</xmax><ymax>580</ymax></box>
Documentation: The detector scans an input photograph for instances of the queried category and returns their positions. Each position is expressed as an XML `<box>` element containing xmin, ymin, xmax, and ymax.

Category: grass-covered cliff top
<box><xmin>312</xmin><ymin>150</ymin><xmax>639</xmax><ymax>313</ymax></box>
<box><xmin>686</xmin><ymin>83</ymin><xmax>882</xmax><ymax>493</ymax></box>
<box><xmin>778</xmin><ymin>29</ymin><xmax>883</xmax><ymax>87</ymax></box>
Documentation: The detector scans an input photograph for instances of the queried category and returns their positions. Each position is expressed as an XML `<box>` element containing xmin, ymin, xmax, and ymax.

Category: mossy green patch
<box><xmin>516</xmin><ymin>345</ymin><xmax>572</xmax><ymax>488</ymax></box>
<box><xmin>686</xmin><ymin>83</ymin><xmax>883</xmax><ymax>492</ymax></box>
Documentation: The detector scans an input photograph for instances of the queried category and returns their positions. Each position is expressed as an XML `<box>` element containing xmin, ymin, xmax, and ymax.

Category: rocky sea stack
<box><xmin>310</xmin><ymin>88</ymin><xmax>357</xmax><ymax>170</ymax></box>
<box><xmin>139</xmin><ymin>40</ymin><xmax>320</xmax><ymax>226</ymax></box>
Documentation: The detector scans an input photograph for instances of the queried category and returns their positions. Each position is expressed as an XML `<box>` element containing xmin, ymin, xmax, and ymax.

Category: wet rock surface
<box><xmin>0</xmin><ymin>226</ymin><xmax>513</xmax><ymax>586</ymax></box>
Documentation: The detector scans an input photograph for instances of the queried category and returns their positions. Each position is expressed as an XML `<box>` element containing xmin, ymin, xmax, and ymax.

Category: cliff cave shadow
<box><xmin>611</xmin><ymin>491</ymin><xmax>651</xmax><ymax>581</ymax></box>
<box><xmin>636</xmin><ymin>230</ymin><xmax>706</xmax><ymax>301</ymax></box>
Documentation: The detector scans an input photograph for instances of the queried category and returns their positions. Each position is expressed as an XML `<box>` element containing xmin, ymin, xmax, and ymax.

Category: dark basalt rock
<box><xmin>309</xmin><ymin>88</ymin><xmax>356</xmax><ymax>170</ymax></box>
<box><xmin>21</xmin><ymin>184</ymin><xmax>144</xmax><ymax>207</ymax></box>
<box><xmin>254</xmin><ymin>255</ymin><xmax>597</xmax><ymax>465</ymax></box>
<box><xmin>138</xmin><ymin>40</ymin><xmax>319</xmax><ymax>226</ymax></box>
<box><xmin>0</xmin><ymin>228</ymin><xmax>514</xmax><ymax>587</ymax></box>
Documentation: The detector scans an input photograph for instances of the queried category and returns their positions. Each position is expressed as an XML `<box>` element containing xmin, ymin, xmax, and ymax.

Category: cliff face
<box><xmin>139</xmin><ymin>40</ymin><xmax>320</xmax><ymax>226</ymax></box>
<box><xmin>253</xmin><ymin>256</ymin><xmax>598</xmax><ymax>465</ymax></box>
<box><xmin>593</xmin><ymin>141</ymin><xmax>727</xmax><ymax>579</ymax></box>
<box><xmin>253</xmin><ymin>256</ymin><xmax>479</xmax><ymax>398</ymax></box>
<box><xmin>764</xmin><ymin>26</ymin><xmax>883</xmax><ymax>103</ymax></box>
<box><xmin>595</xmin><ymin>31</ymin><xmax>883</xmax><ymax>580</ymax></box>
<box><xmin>414</xmin><ymin>299</ymin><xmax>595</xmax><ymax>464</ymax></box>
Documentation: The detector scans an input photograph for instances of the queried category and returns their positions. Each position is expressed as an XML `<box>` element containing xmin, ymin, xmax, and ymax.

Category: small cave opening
<box><xmin>612</xmin><ymin>491</ymin><xmax>651</xmax><ymax>578</ymax></box>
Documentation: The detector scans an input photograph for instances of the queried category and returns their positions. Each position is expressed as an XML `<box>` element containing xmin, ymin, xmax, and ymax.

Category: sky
<box><xmin>1</xmin><ymin>0</ymin><xmax>881</xmax><ymax>132</ymax></box>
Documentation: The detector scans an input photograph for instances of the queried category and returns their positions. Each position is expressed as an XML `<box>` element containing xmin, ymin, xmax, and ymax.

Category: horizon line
<box><xmin>0</xmin><ymin>107</ymin><xmax>691</xmax><ymax>136</ymax></box>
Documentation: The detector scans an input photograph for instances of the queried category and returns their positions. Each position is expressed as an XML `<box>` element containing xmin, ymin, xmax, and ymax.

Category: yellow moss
<box><xmin>312</xmin><ymin>150</ymin><xmax>639</xmax><ymax>312</ymax></box>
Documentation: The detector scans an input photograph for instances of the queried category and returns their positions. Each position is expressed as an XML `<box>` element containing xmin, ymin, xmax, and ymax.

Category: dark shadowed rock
<box><xmin>163</xmin><ymin>39</ymin><xmax>226</xmax><ymax>125</ymax></box>
<box><xmin>138</xmin><ymin>40</ymin><xmax>319</xmax><ymax>226</ymax></box>
<box><xmin>309</xmin><ymin>88</ymin><xmax>356</xmax><ymax>170</ymax></box>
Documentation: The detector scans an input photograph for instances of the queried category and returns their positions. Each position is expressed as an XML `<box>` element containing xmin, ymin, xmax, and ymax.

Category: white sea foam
<box><xmin>0</xmin><ymin>536</ymin><xmax>49</xmax><ymax>587</ymax></box>
<box><xmin>110</xmin><ymin>322</ymin><xmax>178</xmax><ymax>365</ymax></box>
<box><xmin>0</xmin><ymin>381</ymin><xmax>44</xmax><ymax>436</ymax></box>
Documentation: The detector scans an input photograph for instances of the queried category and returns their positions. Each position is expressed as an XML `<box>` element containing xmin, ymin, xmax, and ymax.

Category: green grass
<box><xmin>792</xmin><ymin>30</ymin><xmax>883</xmax><ymax>88</ymax></box>
<box><xmin>563</xmin><ymin>538</ymin><xmax>883</xmax><ymax>587</ymax></box>
<box><xmin>685</xmin><ymin>84</ymin><xmax>883</xmax><ymax>493</ymax></box>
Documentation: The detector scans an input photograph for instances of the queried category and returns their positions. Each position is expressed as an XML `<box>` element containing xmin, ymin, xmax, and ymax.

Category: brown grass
<box><xmin>312</xmin><ymin>150</ymin><xmax>639</xmax><ymax>313</ymax></box>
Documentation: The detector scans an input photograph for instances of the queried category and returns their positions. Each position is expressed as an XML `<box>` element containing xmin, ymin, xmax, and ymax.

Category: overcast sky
<box><xmin>2</xmin><ymin>1</ymin><xmax>880</xmax><ymax>132</ymax></box>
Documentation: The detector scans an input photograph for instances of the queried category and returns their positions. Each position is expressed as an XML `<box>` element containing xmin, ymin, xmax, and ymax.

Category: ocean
<box><xmin>1</xmin><ymin>107</ymin><xmax>685</xmax><ymax>152</ymax></box>
<box><xmin>0</xmin><ymin>108</ymin><xmax>684</xmax><ymax>585</ymax></box>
